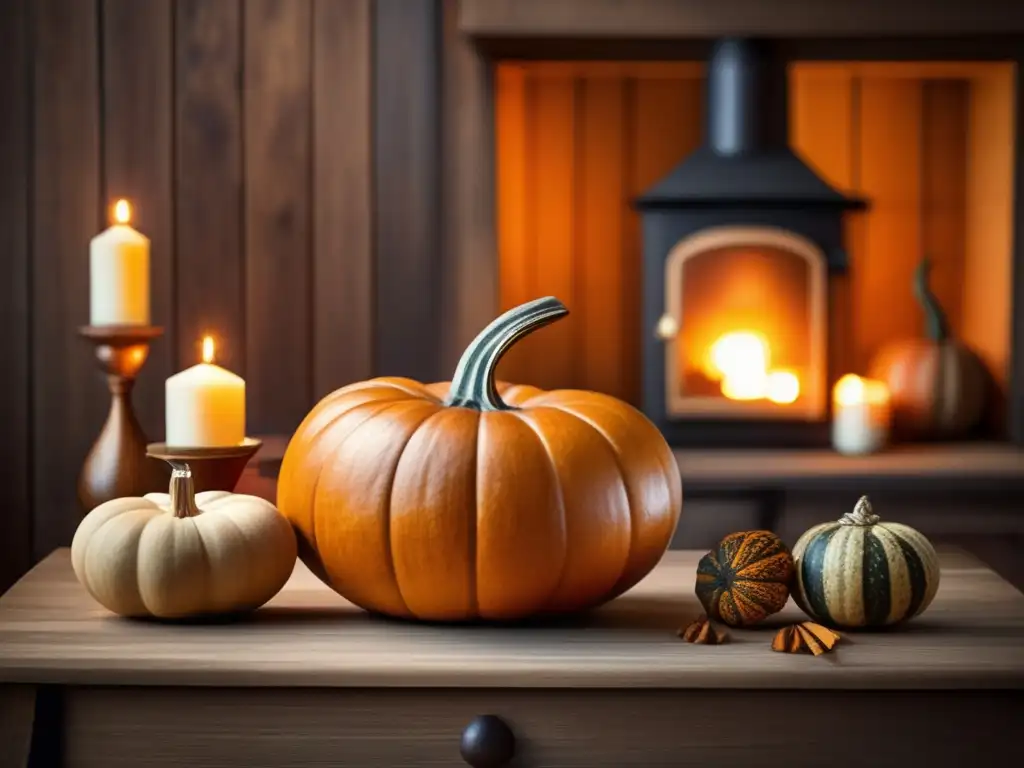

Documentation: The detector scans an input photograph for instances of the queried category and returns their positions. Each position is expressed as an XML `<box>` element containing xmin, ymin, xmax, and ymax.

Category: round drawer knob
<box><xmin>460</xmin><ymin>714</ymin><xmax>516</xmax><ymax>767</ymax></box>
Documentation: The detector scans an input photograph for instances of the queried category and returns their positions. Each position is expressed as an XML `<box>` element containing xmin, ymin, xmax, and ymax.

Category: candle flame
<box><xmin>201</xmin><ymin>336</ymin><xmax>216</xmax><ymax>364</ymax></box>
<box><xmin>113</xmin><ymin>199</ymin><xmax>131</xmax><ymax>225</ymax></box>
<box><xmin>834</xmin><ymin>374</ymin><xmax>889</xmax><ymax>407</ymax></box>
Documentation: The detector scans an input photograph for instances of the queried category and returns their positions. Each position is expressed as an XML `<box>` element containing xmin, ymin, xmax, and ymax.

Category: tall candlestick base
<box><xmin>145</xmin><ymin>438</ymin><xmax>263</xmax><ymax>494</ymax></box>
<box><xmin>77</xmin><ymin>325</ymin><xmax>167</xmax><ymax>514</ymax></box>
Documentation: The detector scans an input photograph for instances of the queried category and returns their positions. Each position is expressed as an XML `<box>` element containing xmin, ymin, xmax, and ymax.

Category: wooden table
<box><xmin>2</xmin><ymin>548</ymin><xmax>1023</xmax><ymax>767</ymax></box>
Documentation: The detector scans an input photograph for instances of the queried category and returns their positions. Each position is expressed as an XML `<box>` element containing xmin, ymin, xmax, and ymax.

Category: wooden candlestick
<box><xmin>145</xmin><ymin>438</ymin><xmax>263</xmax><ymax>494</ymax></box>
<box><xmin>77</xmin><ymin>325</ymin><xmax>167</xmax><ymax>514</ymax></box>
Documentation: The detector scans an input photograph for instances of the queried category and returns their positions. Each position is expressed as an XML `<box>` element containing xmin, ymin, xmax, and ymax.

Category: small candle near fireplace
<box><xmin>165</xmin><ymin>336</ymin><xmax>246</xmax><ymax>448</ymax></box>
<box><xmin>831</xmin><ymin>374</ymin><xmax>891</xmax><ymax>456</ymax></box>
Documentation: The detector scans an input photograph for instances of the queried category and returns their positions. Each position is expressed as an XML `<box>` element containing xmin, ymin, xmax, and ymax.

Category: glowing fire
<box><xmin>704</xmin><ymin>330</ymin><xmax>800</xmax><ymax>405</ymax></box>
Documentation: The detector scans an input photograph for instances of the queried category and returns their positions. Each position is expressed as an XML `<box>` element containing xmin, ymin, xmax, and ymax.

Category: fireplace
<box><xmin>489</xmin><ymin>35</ymin><xmax>1019</xmax><ymax>451</ymax></box>
<box><xmin>635</xmin><ymin>39</ymin><xmax>865</xmax><ymax>447</ymax></box>
<box><xmin>658</xmin><ymin>225</ymin><xmax>827</xmax><ymax>420</ymax></box>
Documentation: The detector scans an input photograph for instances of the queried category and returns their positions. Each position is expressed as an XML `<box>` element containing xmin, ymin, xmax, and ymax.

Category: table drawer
<box><xmin>63</xmin><ymin>686</ymin><xmax>1016</xmax><ymax>768</ymax></box>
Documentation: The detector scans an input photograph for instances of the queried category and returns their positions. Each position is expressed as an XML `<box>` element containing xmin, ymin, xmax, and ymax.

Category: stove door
<box><xmin>659</xmin><ymin>225</ymin><xmax>827</xmax><ymax>421</ymax></box>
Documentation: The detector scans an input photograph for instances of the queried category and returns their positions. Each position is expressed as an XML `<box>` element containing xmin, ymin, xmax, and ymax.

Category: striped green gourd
<box><xmin>791</xmin><ymin>496</ymin><xmax>940</xmax><ymax>630</ymax></box>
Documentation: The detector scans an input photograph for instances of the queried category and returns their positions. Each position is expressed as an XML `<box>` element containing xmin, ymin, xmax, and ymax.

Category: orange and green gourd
<box><xmin>695</xmin><ymin>530</ymin><xmax>795</xmax><ymax>627</ymax></box>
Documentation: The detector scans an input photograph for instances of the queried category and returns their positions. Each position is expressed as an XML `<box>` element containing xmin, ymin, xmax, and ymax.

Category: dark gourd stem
<box><xmin>913</xmin><ymin>257</ymin><xmax>950</xmax><ymax>343</ymax></box>
<box><xmin>164</xmin><ymin>459</ymin><xmax>199</xmax><ymax>518</ymax></box>
<box><xmin>445</xmin><ymin>296</ymin><xmax>569</xmax><ymax>411</ymax></box>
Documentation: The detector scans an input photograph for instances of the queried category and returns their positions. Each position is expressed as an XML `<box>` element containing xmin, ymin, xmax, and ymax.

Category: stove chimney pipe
<box><xmin>706</xmin><ymin>38</ymin><xmax>789</xmax><ymax>158</ymax></box>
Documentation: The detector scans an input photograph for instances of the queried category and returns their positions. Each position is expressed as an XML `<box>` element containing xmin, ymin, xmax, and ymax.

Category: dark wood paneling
<box><xmin>373</xmin><ymin>0</ymin><xmax>443</xmax><ymax>382</ymax></box>
<box><xmin>32</xmin><ymin>0</ymin><xmax>103</xmax><ymax>558</ymax></box>
<box><xmin>312</xmin><ymin>0</ymin><xmax>374</xmax><ymax>397</ymax></box>
<box><xmin>440</xmin><ymin>0</ymin><xmax>497</xmax><ymax>376</ymax></box>
<box><xmin>1012</xmin><ymin>52</ymin><xmax>1024</xmax><ymax>446</ymax></box>
<box><xmin>175</xmin><ymin>0</ymin><xmax>245</xmax><ymax>374</ymax></box>
<box><xmin>0</xmin><ymin>0</ymin><xmax>32</xmax><ymax>590</ymax></box>
<box><xmin>102</xmin><ymin>0</ymin><xmax>174</xmax><ymax>441</ymax></box>
<box><xmin>244</xmin><ymin>0</ymin><xmax>313</xmax><ymax>433</ymax></box>
<box><xmin>459</xmin><ymin>0</ymin><xmax>1024</xmax><ymax>37</ymax></box>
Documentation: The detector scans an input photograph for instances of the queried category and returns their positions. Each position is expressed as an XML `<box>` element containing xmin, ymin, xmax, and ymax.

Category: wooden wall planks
<box><xmin>495</xmin><ymin>64</ymin><xmax>704</xmax><ymax>404</ymax></box>
<box><xmin>1</xmin><ymin>0</ymin><xmax>438</xmax><ymax>574</ymax></box>
<box><xmin>0</xmin><ymin>0</ymin><xmax>32</xmax><ymax>592</ymax></box>
<box><xmin>440</xmin><ymin>0</ymin><xmax>498</xmax><ymax>377</ymax></box>
<box><xmin>312</xmin><ymin>0</ymin><xmax>374</xmax><ymax>398</ymax></box>
<box><xmin>32</xmin><ymin>0</ymin><xmax>104</xmax><ymax>559</ymax></box>
<box><xmin>373</xmin><ymin>0</ymin><xmax>443</xmax><ymax>383</ymax></box>
<box><xmin>789</xmin><ymin>65</ymin><xmax>858</xmax><ymax>383</ymax></box>
<box><xmin>494</xmin><ymin>62</ymin><xmax>1011</xmax><ymax>402</ymax></box>
<box><xmin>175</xmin><ymin>0</ymin><xmax>245</xmax><ymax>378</ymax></box>
<box><xmin>102</xmin><ymin>0</ymin><xmax>175</xmax><ymax>441</ymax></box>
<box><xmin>244</xmin><ymin>0</ymin><xmax>313</xmax><ymax>433</ymax></box>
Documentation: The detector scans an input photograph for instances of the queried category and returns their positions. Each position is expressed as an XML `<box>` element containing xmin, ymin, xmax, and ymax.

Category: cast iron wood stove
<box><xmin>635</xmin><ymin>38</ymin><xmax>867</xmax><ymax>448</ymax></box>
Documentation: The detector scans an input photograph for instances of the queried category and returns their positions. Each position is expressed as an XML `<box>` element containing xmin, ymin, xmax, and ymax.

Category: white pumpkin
<box><xmin>71</xmin><ymin>463</ymin><xmax>297</xmax><ymax>619</ymax></box>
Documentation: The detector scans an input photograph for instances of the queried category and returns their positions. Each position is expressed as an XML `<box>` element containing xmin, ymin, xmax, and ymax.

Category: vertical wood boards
<box><xmin>493</xmin><ymin>63</ymin><xmax>703</xmax><ymax>404</ymax></box>
<box><xmin>32</xmin><ymin>0</ymin><xmax>103</xmax><ymax>557</ymax></box>
<box><xmin>527</xmin><ymin>74</ymin><xmax>576</xmax><ymax>391</ymax></box>
<box><xmin>175</xmin><ymin>0</ymin><xmax>245</xmax><ymax>376</ymax></box>
<box><xmin>101</xmin><ymin>0</ymin><xmax>175</xmax><ymax>441</ymax></box>
<box><xmin>244</xmin><ymin>0</ymin><xmax>313</xmax><ymax>433</ymax></box>
<box><xmin>312</xmin><ymin>0</ymin><xmax>374</xmax><ymax>398</ymax></box>
<box><xmin>494</xmin><ymin>65</ymin><xmax>531</xmax><ymax>386</ymax></box>
<box><xmin>0</xmin><ymin>0</ymin><xmax>32</xmax><ymax>589</ymax></box>
<box><xmin>441</xmin><ymin>0</ymin><xmax>498</xmax><ymax>377</ymax></box>
<box><xmin>373</xmin><ymin>0</ymin><xmax>443</xmax><ymax>382</ymax></box>
<box><xmin>790</xmin><ymin>65</ymin><xmax>858</xmax><ymax>383</ymax></box>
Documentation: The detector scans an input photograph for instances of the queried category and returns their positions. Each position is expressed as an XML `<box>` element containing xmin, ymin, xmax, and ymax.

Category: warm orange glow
<box><xmin>703</xmin><ymin>330</ymin><xmax>801</xmax><ymax>404</ymax></box>
<box><xmin>113</xmin><ymin>199</ymin><xmax>131</xmax><ymax>225</ymax></box>
<box><xmin>706</xmin><ymin>331</ymin><xmax>769</xmax><ymax>381</ymax></box>
<box><xmin>833</xmin><ymin>374</ymin><xmax>889</xmax><ymax>407</ymax></box>
<box><xmin>201</xmin><ymin>336</ymin><xmax>216</xmax><ymax>365</ymax></box>
<box><xmin>766</xmin><ymin>370</ymin><xmax>801</xmax><ymax>404</ymax></box>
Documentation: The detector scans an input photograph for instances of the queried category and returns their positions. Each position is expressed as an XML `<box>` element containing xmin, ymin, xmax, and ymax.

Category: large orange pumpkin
<box><xmin>869</xmin><ymin>258</ymin><xmax>989</xmax><ymax>439</ymax></box>
<box><xmin>277</xmin><ymin>297</ymin><xmax>682</xmax><ymax>621</ymax></box>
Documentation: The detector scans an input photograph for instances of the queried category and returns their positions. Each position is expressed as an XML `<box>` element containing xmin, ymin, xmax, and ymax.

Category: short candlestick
<box><xmin>77</xmin><ymin>325</ymin><xmax>167</xmax><ymax>514</ymax></box>
<box><xmin>145</xmin><ymin>438</ymin><xmax>263</xmax><ymax>494</ymax></box>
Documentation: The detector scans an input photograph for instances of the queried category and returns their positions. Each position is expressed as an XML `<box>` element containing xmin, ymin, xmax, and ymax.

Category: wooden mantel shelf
<box><xmin>458</xmin><ymin>0</ymin><xmax>1024</xmax><ymax>38</ymax></box>
<box><xmin>2</xmin><ymin>548</ymin><xmax>1023</xmax><ymax>690</ymax></box>
<box><xmin>675</xmin><ymin>442</ymin><xmax>1024</xmax><ymax>494</ymax></box>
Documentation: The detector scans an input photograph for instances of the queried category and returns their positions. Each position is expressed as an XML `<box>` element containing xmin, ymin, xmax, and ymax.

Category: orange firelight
<box><xmin>703</xmin><ymin>330</ymin><xmax>801</xmax><ymax>405</ymax></box>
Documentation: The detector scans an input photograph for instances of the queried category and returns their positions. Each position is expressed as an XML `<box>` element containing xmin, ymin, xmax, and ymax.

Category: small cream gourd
<box><xmin>71</xmin><ymin>461</ymin><xmax>297</xmax><ymax>619</ymax></box>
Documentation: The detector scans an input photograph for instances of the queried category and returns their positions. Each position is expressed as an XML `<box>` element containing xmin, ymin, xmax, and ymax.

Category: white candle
<box><xmin>831</xmin><ymin>374</ymin><xmax>891</xmax><ymax>456</ymax></box>
<box><xmin>89</xmin><ymin>199</ymin><xmax>150</xmax><ymax>326</ymax></box>
<box><xmin>165</xmin><ymin>336</ymin><xmax>246</xmax><ymax>447</ymax></box>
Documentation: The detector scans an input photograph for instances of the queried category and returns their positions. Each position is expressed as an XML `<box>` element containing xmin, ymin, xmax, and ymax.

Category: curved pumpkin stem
<box><xmin>913</xmin><ymin>257</ymin><xmax>950</xmax><ymax>344</ymax></box>
<box><xmin>445</xmin><ymin>296</ymin><xmax>569</xmax><ymax>411</ymax></box>
<box><xmin>160</xmin><ymin>459</ymin><xmax>200</xmax><ymax>518</ymax></box>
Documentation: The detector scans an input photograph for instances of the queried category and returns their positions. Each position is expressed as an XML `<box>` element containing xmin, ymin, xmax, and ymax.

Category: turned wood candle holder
<box><xmin>145</xmin><ymin>438</ymin><xmax>263</xmax><ymax>494</ymax></box>
<box><xmin>77</xmin><ymin>325</ymin><xmax>167</xmax><ymax>514</ymax></box>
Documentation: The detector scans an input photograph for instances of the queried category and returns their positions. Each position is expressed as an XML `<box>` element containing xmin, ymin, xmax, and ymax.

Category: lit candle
<box><xmin>831</xmin><ymin>374</ymin><xmax>891</xmax><ymax>456</ymax></box>
<box><xmin>89</xmin><ymin>199</ymin><xmax>150</xmax><ymax>326</ymax></box>
<box><xmin>165</xmin><ymin>336</ymin><xmax>246</xmax><ymax>447</ymax></box>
